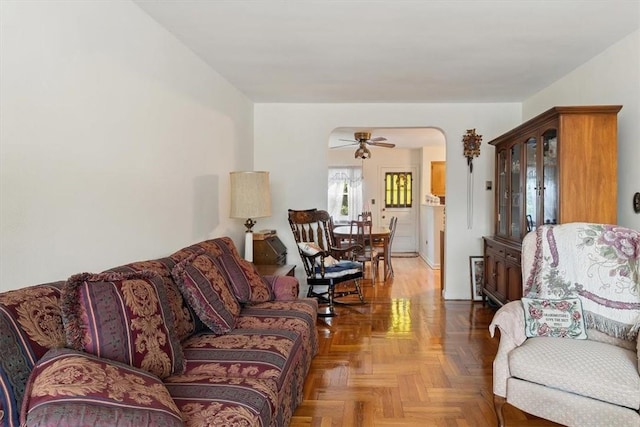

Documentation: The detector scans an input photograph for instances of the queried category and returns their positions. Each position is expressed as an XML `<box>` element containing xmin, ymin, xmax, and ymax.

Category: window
<box><xmin>328</xmin><ymin>167</ymin><xmax>363</xmax><ymax>222</ymax></box>
<box><xmin>385</xmin><ymin>172</ymin><xmax>412</xmax><ymax>208</ymax></box>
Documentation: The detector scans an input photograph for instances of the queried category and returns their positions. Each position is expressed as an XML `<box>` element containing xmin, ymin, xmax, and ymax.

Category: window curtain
<box><xmin>328</xmin><ymin>167</ymin><xmax>363</xmax><ymax>222</ymax></box>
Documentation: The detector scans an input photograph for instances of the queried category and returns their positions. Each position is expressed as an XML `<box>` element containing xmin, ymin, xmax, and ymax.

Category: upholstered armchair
<box><xmin>489</xmin><ymin>223</ymin><xmax>640</xmax><ymax>426</ymax></box>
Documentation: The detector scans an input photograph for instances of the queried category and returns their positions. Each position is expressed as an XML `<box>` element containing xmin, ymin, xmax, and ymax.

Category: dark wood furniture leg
<box><xmin>494</xmin><ymin>395</ymin><xmax>506</xmax><ymax>427</ymax></box>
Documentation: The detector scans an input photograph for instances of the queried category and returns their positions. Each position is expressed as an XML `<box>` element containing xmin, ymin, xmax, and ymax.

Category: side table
<box><xmin>254</xmin><ymin>264</ymin><xmax>296</xmax><ymax>277</ymax></box>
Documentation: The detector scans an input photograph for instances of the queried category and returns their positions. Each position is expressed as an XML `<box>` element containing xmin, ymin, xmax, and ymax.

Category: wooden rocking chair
<box><xmin>288</xmin><ymin>208</ymin><xmax>365</xmax><ymax>316</ymax></box>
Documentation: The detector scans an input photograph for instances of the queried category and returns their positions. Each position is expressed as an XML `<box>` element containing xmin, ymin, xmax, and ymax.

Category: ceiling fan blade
<box><xmin>338</xmin><ymin>138</ymin><xmax>357</xmax><ymax>142</ymax></box>
<box><xmin>368</xmin><ymin>142</ymin><xmax>396</xmax><ymax>148</ymax></box>
<box><xmin>369</xmin><ymin>136</ymin><xmax>387</xmax><ymax>142</ymax></box>
<box><xmin>331</xmin><ymin>141</ymin><xmax>359</xmax><ymax>148</ymax></box>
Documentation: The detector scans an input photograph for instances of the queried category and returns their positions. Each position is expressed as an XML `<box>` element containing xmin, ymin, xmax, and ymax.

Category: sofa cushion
<box><xmin>172</xmin><ymin>252</ymin><xmax>241</xmax><ymax>334</ymax></box>
<box><xmin>21</xmin><ymin>348</ymin><xmax>183</xmax><ymax>427</ymax></box>
<box><xmin>106</xmin><ymin>257</ymin><xmax>201</xmax><ymax>341</ymax></box>
<box><xmin>169</xmin><ymin>328</ymin><xmax>306</xmax><ymax>427</ymax></box>
<box><xmin>62</xmin><ymin>271</ymin><xmax>185</xmax><ymax>379</ymax></box>
<box><xmin>312</xmin><ymin>260</ymin><xmax>362</xmax><ymax>278</ymax></box>
<box><xmin>509</xmin><ymin>337</ymin><xmax>640</xmax><ymax>409</ymax></box>
<box><xmin>164</xmin><ymin>376</ymin><xmax>278</xmax><ymax>427</ymax></box>
<box><xmin>236</xmin><ymin>299</ymin><xmax>319</xmax><ymax>371</ymax></box>
<box><xmin>179</xmin><ymin>328</ymin><xmax>302</xmax><ymax>391</ymax></box>
<box><xmin>0</xmin><ymin>283</ymin><xmax>65</xmax><ymax>427</ymax></box>
<box><xmin>522</xmin><ymin>297</ymin><xmax>587</xmax><ymax>339</ymax></box>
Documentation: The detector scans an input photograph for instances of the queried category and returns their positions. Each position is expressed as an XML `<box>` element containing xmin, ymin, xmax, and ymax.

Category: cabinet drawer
<box><xmin>484</xmin><ymin>240</ymin><xmax>504</xmax><ymax>257</ymax></box>
<box><xmin>505</xmin><ymin>248</ymin><xmax>521</xmax><ymax>264</ymax></box>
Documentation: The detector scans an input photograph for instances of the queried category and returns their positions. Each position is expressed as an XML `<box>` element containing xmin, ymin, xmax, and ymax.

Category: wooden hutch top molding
<box><xmin>488</xmin><ymin>105</ymin><xmax>623</xmax><ymax>146</ymax></box>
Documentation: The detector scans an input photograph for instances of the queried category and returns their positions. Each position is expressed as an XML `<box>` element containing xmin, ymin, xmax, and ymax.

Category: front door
<box><xmin>379</xmin><ymin>167</ymin><xmax>418</xmax><ymax>253</ymax></box>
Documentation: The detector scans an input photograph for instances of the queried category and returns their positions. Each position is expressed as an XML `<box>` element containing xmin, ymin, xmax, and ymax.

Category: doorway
<box><xmin>328</xmin><ymin>127</ymin><xmax>446</xmax><ymax>254</ymax></box>
<box><xmin>379</xmin><ymin>167</ymin><xmax>418</xmax><ymax>252</ymax></box>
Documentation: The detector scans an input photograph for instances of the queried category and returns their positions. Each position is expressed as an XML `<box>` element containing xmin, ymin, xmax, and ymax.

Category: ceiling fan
<box><xmin>333</xmin><ymin>131</ymin><xmax>396</xmax><ymax>159</ymax></box>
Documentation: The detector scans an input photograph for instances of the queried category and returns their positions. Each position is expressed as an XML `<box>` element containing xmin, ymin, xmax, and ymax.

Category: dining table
<box><xmin>332</xmin><ymin>225</ymin><xmax>392</xmax><ymax>280</ymax></box>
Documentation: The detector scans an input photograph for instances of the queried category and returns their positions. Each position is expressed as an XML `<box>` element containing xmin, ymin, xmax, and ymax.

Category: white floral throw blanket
<box><xmin>522</xmin><ymin>222</ymin><xmax>640</xmax><ymax>341</ymax></box>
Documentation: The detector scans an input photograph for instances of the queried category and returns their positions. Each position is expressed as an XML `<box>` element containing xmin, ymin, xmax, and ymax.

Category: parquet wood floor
<box><xmin>290</xmin><ymin>257</ymin><xmax>562</xmax><ymax>427</ymax></box>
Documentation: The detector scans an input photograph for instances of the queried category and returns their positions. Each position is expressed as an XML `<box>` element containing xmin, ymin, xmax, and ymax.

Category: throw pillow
<box><xmin>0</xmin><ymin>283</ymin><xmax>66</xmax><ymax>427</ymax></box>
<box><xmin>62</xmin><ymin>271</ymin><xmax>185</xmax><ymax>379</ymax></box>
<box><xmin>522</xmin><ymin>297</ymin><xmax>587</xmax><ymax>339</ymax></box>
<box><xmin>171</xmin><ymin>252</ymin><xmax>241</xmax><ymax>334</ymax></box>
<box><xmin>21</xmin><ymin>348</ymin><xmax>183</xmax><ymax>427</ymax></box>
<box><xmin>298</xmin><ymin>242</ymin><xmax>322</xmax><ymax>256</ymax></box>
<box><xmin>105</xmin><ymin>257</ymin><xmax>200</xmax><ymax>341</ymax></box>
<box><xmin>318</xmin><ymin>255</ymin><xmax>339</xmax><ymax>268</ymax></box>
<box><xmin>297</xmin><ymin>242</ymin><xmax>338</xmax><ymax>267</ymax></box>
<box><xmin>216</xmin><ymin>253</ymin><xmax>274</xmax><ymax>304</ymax></box>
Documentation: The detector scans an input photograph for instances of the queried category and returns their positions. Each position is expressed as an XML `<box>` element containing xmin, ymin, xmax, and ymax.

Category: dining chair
<box><xmin>374</xmin><ymin>216</ymin><xmax>398</xmax><ymax>279</ymax></box>
<box><xmin>349</xmin><ymin>219</ymin><xmax>379</xmax><ymax>282</ymax></box>
<box><xmin>358</xmin><ymin>211</ymin><xmax>372</xmax><ymax>222</ymax></box>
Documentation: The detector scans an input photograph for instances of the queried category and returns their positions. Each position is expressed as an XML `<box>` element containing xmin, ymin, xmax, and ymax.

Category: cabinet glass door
<box><xmin>497</xmin><ymin>149</ymin><xmax>507</xmax><ymax>236</ymax></box>
<box><xmin>542</xmin><ymin>129</ymin><xmax>558</xmax><ymax>225</ymax></box>
<box><xmin>509</xmin><ymin>143</ymin><xmax>522</xmax><ymax>239</ymax></box>
<box><xmin>524</xmin><ymin>137</ymin><xmax>537</xmax><ymax>232</ymax></box>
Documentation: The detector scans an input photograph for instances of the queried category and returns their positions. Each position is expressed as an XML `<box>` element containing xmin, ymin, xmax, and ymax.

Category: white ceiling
<box><xmin>133</xmin><ymin>0</ymin><xmax>639</xmax><ymax>150</ymax></box>
<box><xmin>134</xmin><ymin>0</ymin><xmax>639</xmax><ymax>104</ymax></box>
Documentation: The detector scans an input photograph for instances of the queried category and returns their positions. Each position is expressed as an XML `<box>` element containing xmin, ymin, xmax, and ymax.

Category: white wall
<box><xmin>0</xmin><ymin>1</ymin><xmax>254</xmax><ymax>291</ymax></box>
<box><xmin>254</xmin><ymin>103</ymin><xmax>521</xmax><ymax>299</ymax></box>
<box><xmin>524</xmin><ymin>30</ymin><xmax>640</xmax><ymax>230</ymax></box>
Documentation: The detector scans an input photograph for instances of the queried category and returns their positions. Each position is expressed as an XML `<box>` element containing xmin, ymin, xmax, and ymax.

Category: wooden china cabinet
<box><xmin>483</xmin><ymin>105</ymin><xmax>621</xmax><ymax>306</ymax></box>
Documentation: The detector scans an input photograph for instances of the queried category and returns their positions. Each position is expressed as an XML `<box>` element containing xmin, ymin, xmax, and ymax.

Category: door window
<box><xmin>384</xmin><ymin>172</ymin><xmax>413</xmax><ymax>208</ymax></box>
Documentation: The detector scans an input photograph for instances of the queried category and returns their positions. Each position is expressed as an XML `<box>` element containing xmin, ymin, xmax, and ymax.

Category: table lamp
<box><xmin>229</xmin><ymin>171</ymin><xmax>272</xmax><ymax>261</ymax></box>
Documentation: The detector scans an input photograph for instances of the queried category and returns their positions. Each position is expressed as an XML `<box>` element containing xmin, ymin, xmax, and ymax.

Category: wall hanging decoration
<box><xmin>462</xmin><ymin>129</ymin><xmax>482</xmax><ymax>229</ymax></box>
<box><xmin>463</xmin><ymin>128</ymin><xmax>482</xmax><ymax>172</ymax></box>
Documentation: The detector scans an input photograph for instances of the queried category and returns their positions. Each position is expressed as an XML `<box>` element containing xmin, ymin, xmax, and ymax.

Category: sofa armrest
<box><xmin>489</xmin><ymin>300</ymin><xmax>527</xmax><ymax>397</ymax></box>
<box><xmin>263</xmin><ymin>275</ymin><xmax>299</xmax><ymax>301</ymax></box>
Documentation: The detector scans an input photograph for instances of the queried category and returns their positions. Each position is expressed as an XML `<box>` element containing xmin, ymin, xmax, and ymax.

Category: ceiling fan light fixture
<box><xmin>354</xmin><ymin>145</ymin><xmax>371</xmax><ymax>159</ymax></box>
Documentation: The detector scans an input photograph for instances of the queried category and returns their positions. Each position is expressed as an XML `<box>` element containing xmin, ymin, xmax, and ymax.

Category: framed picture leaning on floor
<box><xmin>469</xmin><ymin>256</ymin><xmax>484</xmax><ymax>301</ymax></box>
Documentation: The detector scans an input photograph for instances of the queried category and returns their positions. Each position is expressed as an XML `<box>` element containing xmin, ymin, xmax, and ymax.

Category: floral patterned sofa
<box><xmin>489</xmin><ymin>223</ymin><xmax>640</xmax><ymax>426</ymax></box>
<box><xmin>0</xmin><ymin>237</ymin><xmax>318</xmax><ymax>427</ymax></box>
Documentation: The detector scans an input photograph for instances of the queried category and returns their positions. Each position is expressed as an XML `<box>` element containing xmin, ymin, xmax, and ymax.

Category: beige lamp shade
<box><xmin>229</xmin><ymin>171</ymin><xmax>272</xmax><ymax>220</ymax></box>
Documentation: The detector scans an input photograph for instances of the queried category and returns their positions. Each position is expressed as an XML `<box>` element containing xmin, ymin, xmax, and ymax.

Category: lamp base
<box><xmin>244</xmin><ymin>218</ymin><xmax>257</xmax><ymax>231</ymax></box>
<box><xmin>244</xmin><ymin>230</ymin><xmax>254</xmax><ymax>262</ymax></box>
